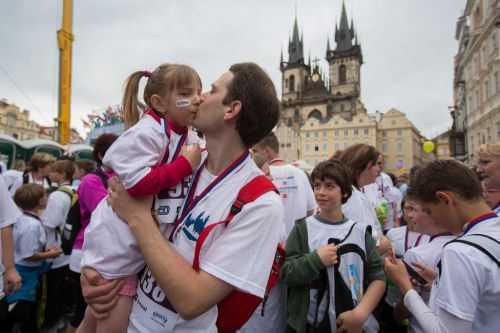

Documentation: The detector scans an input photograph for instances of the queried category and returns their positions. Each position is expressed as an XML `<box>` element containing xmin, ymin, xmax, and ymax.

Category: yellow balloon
<box><xmin>423</xmin><ymin>141</ymin><xmax>435</xmax><ymax>153</ymax></box>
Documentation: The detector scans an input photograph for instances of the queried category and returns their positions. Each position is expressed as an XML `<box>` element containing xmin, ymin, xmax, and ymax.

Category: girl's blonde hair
<box><xmin>478</xmin><ymin>142</ymin><xmax>500</xmax><ymax>158</ymax></box>
<box><xmin>122</xmin><ymin>64</ymin><xmax>201</xmax><ymax>129</ymax></box>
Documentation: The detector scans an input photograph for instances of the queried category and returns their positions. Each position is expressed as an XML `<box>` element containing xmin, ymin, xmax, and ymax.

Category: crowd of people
<box><xmin>0</xmin><ymin>61</ymin><xmax>499</xmax><ymax>333</ymax></box>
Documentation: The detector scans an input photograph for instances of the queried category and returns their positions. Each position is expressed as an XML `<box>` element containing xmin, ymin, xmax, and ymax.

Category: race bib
<box><xmin>130</xmin><ymin>269</ymin><xmax>179</xmax><ymax>332</ymax></box>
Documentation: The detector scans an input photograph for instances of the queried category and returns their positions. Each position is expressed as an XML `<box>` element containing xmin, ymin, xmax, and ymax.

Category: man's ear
<box><xmin>223</xmin><ymin>100</ymin><xmax>242</xmax><ymax>121</ymax></box>
<box><xmin>436</xmin><ymin>191</ymin><xmax>454</xmax><ymax>206</ymax></box>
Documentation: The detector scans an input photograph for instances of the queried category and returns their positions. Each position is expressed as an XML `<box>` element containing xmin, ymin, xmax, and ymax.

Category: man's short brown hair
<box><xmin>311</xmin><ymin>159</ymin><xmax>352</xmax><ymax>204</ymax></box>
<box><xmin>412</xmin><ymin>160</ymin><xmax>483</xmax><ymax>203</ymax></box>
<box><xmin>51</xmin><ymin>160</ymin><xmax>75</xmax><ymax>181</ymax></box>
<box><xmin>255</xmin><ymin>132</ymin><xmax>280</xmax><ymax>154</ymax></box>
<box><xmin>224</xmin><ymin>63</ymin><xmax>280</xmax><ymax>148</ymax></box>
<box><xmin>14</xmin><ymin>183</ymin><xmax>46</xmax><ymax>211</ymax></box>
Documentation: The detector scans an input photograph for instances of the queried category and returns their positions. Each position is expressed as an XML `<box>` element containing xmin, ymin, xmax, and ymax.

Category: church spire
<box><xmin>335</xmin><ymin>0</ymin><xmax>355</xmax><ymax>52</ymax></box>
<box><xmin>288</xmin><ymin>15</ymin><xmax>305</xmax><ymax>64</ymax></box>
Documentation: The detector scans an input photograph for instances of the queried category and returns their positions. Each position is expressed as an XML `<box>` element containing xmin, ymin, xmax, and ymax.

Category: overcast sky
<box><xmin>0</xmin><ymin>0</ymin><xmax>465</xmax><ymax>138</ymax></box>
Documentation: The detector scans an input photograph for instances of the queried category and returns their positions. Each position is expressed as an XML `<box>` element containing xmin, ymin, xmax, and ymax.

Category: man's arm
<box><xmin>108</xmin><ymin>177</ymin><xmax>233</xmax><ymax>320</ymax></box>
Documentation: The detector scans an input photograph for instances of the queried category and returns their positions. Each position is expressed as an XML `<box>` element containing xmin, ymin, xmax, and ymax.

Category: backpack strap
<box><xmin>445</xmin><ymin>233</ymin><xmax>500</xmax><ymax>267</ymax></box>
<box><xmin>57</xmin><ymin>186</ymin><xmax>78</xmax><ymax>205</ymax></box>
<box><xmin>193</xmin><ymin>175</ymin><xmax>278</xmax><ymax>271</ymax></box>
<box><xmin>23</xmin><ymin>171</ymin><xmax>29</xmax><ymax>184</ymax></box>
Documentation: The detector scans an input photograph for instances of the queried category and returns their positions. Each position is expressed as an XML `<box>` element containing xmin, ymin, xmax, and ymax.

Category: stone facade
<box><xmin>0</xmin><ymin>99</ymin><xmax>83</xmax><ymax>143</ymax></box>
<box><xmin>453</xmin><ymin>0</ymin><xmax>500</xmax><ymax>163</ymax></box>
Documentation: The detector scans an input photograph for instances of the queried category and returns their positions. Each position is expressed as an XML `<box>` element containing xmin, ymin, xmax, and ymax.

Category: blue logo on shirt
<box><xmin>181</xmin><ymin>212</ymin><xmax>210</xmax><ymax>241</ymax></box>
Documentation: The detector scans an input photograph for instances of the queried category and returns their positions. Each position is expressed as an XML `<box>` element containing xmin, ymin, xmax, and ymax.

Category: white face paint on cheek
<box><xmin>175</xmin><ymin>98</ymin><xmax>192</xmax><ymax>108</ymax></box>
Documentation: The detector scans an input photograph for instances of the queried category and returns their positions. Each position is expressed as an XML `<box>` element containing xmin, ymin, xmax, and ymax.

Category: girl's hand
<box><xmin>336</xmin><ymin>308</ymin><xmax>366</xmax><ymax>333</ymax></box>
<box><xmin>46</xmin><ymin>246</ymin><xmax>62</xmax><ymax>258</ymax></box>
<box><xmin>181</xmin><ymin>144</ymin><xmax>202</xmax><ymax>170</ymax></box>
<box><xmin>384</xmin><ymin>256</ymin><xmax>413</xmax><ymax>295</ymax></box>
<box><xmin>107</xmin><ymin>177</ymin><xmax>153</xmax><ymax>227</ymax></box>
<box><xmin>316</xmin><ymin>244</ymin><xmax>338</xmax><ymax>267</ymax></box>
<box><xmin>81</xmin><ymin>267</ymin><xmax>125</xmax><ymax>320</ymax></box>
<box><xmin>413</xmin><ymin>262</ymin><xmax>437</xmax><ymax>290</ymax></box>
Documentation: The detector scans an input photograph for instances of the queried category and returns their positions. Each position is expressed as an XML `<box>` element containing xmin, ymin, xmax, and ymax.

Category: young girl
<box><xmin>282</xmin><ymin>160</ymin><xmax>386</xmax><ymax>333</ymax></box>
<box><xmin>79</xmin><ymin>64</ymin><xmax>203</xmax><ymax>333</ymax></box>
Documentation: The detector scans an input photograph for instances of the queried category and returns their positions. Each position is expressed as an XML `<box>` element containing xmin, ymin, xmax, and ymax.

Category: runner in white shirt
<box><xmin>386</xmin><ymin>159</ymin><xmax>500</xmax><ymax>333</ymax></box>
<box><xmin>81</xmin><ymin>63</ymin><xmax>284</xmax><ymax>333</ymax></box>
<box><xmin>8</xmin><ymin>152</ymin><xmax>55</xmax><ymax>195</ymax></box>
<box><xmin>0</xmin><ymin>174</ymin><xmax>21</xmax><ymax>298</ymax></box>
<box><xmin>243</xmin><ymin>132</ymin><xmax>316</xmax><ymax>333</ymax></box>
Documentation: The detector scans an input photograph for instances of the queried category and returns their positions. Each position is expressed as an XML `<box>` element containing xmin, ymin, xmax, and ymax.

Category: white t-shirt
<box><xmin>427</xmin><ymin>216</ymin><xmax>500</xmax><ymax>333</ymax></box>
<box><xmin>342</xmin><ymin>186</ymin><xmax>383</xmax><ymax>241</ymax></box>
<box><xmin>0</xmin><ymin>175</ymin><xmax>21</xmax><ymax>296</ymax></box>
<box><xmin>269</xmin><ymin>163</ymin><xmax>316</xmax><ymax>237</ymax></box>
<box><xmin>385</xmin><ymin>226</ymin><xmax>429</xmax><ymax>306</ymax></box>
<box><xmin>363</xmin><ymin>173</ymin><xmax>401</xmax><ymax>230</ymax></box>
<box><xmin>8</xmin><ymin>172</ymin><xmax>51</xmax><ymax>196</ymax></box>
<box><xmin>128</xmin><ymin>154</ymin><xmax>285</xmax><ymax>333</ymax></box>
<box><xmin>82</xmin><ymin>115</ymin><xmax>197</xmax><ymax>279</ymax></box>
<box><xmin>13</xmin><ymin>213</ymin><xmax>47</xmax><ymax>267</ymax></box>
<box><xmin>42</xmin><ymin>185</ymin><xmax>73</xmax><ymax>269</ymax></box>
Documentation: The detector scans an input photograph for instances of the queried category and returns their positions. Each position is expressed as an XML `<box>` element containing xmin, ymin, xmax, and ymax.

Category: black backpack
<box><xmin>60</xmin><ymin>170</ymin><xmax>108</xmax><ymax>255</ymax></box>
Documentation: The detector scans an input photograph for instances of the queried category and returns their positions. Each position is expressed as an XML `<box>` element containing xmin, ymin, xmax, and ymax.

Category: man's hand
<box><xmin>336</xmin><ymin>308</ymin><xmax>367</xmax><ymax>333</ymax></box>
<box><xmin>80</xmin><ymin>267</ymin><xmax>125</xmax><ymax>320</ymax></box>
<box><xmin>316</xmin><ymin>244</ymin><xmax>338</xmax><ymax>267</ymax></box>
<box><xmin>107</xmin><ymin>176</ymin><xmax>153</xmax><ymax>228</ymax></box>
<box><xmin>3</xmin><ymin>266</ymin><xmax>21</xmax><ymax>295</ymax></box>
<box><xmin>412</xmin><ymin>262</ymin><xmax>437</xmax><ymax>290</ymax></box>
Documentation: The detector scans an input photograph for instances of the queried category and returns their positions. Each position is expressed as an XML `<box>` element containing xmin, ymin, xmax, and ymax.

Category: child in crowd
<box><xmin>282</xmin><ymin>159</ymin><xmax>386</xmax><ymax>333</ymax></box>
<box><xmin>79</xmin><ymin>64</ymin><xmax>202</xmax><ymax>332</ymax></box>
<box><xmin>1</xmin><ymin>184</ymin><xmax>62</xmax><ymax>333</ymax></box>
<box><xmin>7</xmin><ymin>153</ymin><xmax>55</xmax><ymax>195</ymax></box>
<box><xmin>379</xmin><ymin>199</ymin><xmax>429</xmax><ymax>333</ymax></box>
<box><xmin>385</xmin><ymin>160</ymin><xmax>500</xmax><ymax>332</ymax></box>
<box><xmin>41</xmin><ymin>159</ymin><xmax>76</xmax><ymax>329</ymax></box>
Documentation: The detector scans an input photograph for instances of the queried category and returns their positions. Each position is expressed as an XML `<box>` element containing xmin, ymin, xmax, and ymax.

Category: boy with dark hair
<box><xmin>386</xmin><ymin>159</ymin><xmax>500</xmax><ymax>332</ymax></box>
<box><xmin>41</xmin><ymin>159</ymin><xmax>76</xmax><ymax>329</ymax></box>
<box><xmin>282</xmin><ymin>160</ymin><xmax>385</xmax><ymax>333</ymax></box>
<box><xmin>1</xmin><ymin>184</ymin><xmax>61</xmax><ymax>333</ymax></box>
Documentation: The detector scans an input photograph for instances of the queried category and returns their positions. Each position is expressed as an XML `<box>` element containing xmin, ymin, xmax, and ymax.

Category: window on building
<box><xmin>305</xmin><ymin>144</ymin><xmax>310</xmax><ymax>151</ymax></box>
<box><xmin>306</xmin><ymin>132</ymin><xmax>310</xmax><ymax>138</ymax></box>
<box><xmin>468</xmin><ymin>96</ymin><xmax>474</xmax><ymax>114</ymax></box>
<box><xmin>476</xmin><ymin>90</ymin><xmax>481</xmax><ymax>109</ymax></box>
<box><xmin>485</xmin><ymin>80</ymin><xmax>490</xmax><ymax>99</ymax></box>
<box><xmin>335</xmin><ymin>143</ymin><xmax>340</xmax><ymax>150</ymax></box>
<box><xmin>340</xmin><ymin>104</ymin><xmax>345</xmax><ymax>112</ymax></box>
<box><xmin>382</xmin><ymin>143</ymin><xmax>388</xmax><ymax>152</ymax></box>
<box><xmin>382</xmin><ymin>131</ymin><xmax>387</xmax><ymax>137</ymax></box>
<box><xmin>397</xmin><ymin>142</ymin><xmax>403</xmax><ymax>153</ymax></box>
<box><xmin>315</xmin><ymin>145</ymin><xmax>319</xmax><ymax>152</ymax></box>
<box><xmin>354</xmin><ymin>129</ymin><xmax>358</xmax><ymax>136</ymax></box>
<box><xmin>334</xmin><ymin>129</ymin><xmax>339</xmax><ymax>136</ymax></box>
<box><xmin>364</xmin><ymin>128</ymin><xmax>369</xmax><ymax>136</ymax></box>
<box><xmin>339</xmin><ymin>64</ymin><xmax>347</xmax><ymax>83</ymax></box>
<box><xmin>344</xmin><ymin>129</ymin><xmax>348</xmax><ymax>136</ymax></box>
<box><xmin>289</xmin><ymin>75</ymin><xmax>295</xmax><ymax>92</ymax></box>
<box><xmin>323</xmin><ymin>143</ymin><xmax>328</xmax><ymax>151</ymax></box>
<box><xmin>314</xmin><ymin>131</ymin><xmax>319</xmax><ymax>138</ymax></box>
<box><xmin>287</xmin><ymin>143</ymin><xmax>291</xmax><ymax>148</ymax></box>
<box><xmin>323</xmin><ymin>130</ymin><xmax>328</xmax><ymax>137</ymax></box>
<box><xmin>487</xmin><ymin>127</ymin><xmax>492</xmax><ymax>142</ymax></box>
<box><xmin>397</xmin><ymin>129</ymin><xmax>402</xmax><ymax>136</ymax></box>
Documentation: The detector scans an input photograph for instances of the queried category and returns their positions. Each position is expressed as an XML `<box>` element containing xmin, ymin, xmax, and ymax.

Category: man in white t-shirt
<box><xmin>0</xmin><ymin>175</ymin><xmax>21</xmax><ymax>299</ymax></box>
<box><xmin>386</xmin><ymin>160</ymin><xmax>500</xmax><ymax>333</ymax></box>
<box><xmin>243</xmin><ymin>132</ymin><xmax>316</xmax><ymax>333</ymax></box>
<box><xmin>81</xmin><ymin>63</ymin><xmax>285</xmax><ymax>332</ymax></box>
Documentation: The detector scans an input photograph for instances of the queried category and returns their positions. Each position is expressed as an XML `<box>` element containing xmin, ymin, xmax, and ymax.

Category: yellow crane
<box><xmin>57</xmin><ymin>0</ymin><xmax>73</xmax><ymax>145</ymax></box>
